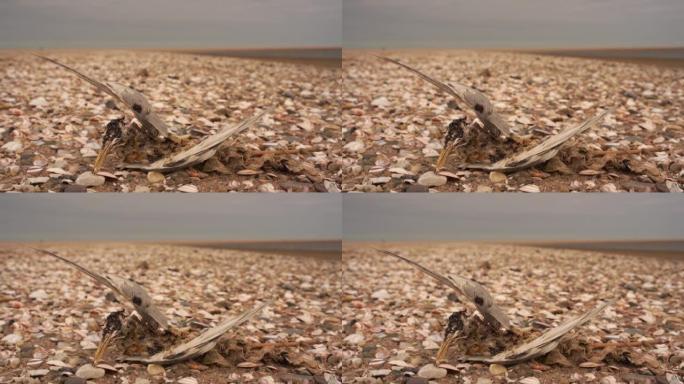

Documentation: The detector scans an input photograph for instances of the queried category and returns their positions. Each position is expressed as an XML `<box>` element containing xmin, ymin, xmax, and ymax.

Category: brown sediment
<box><xmin>0</xmin><ymin>243</ymin><xmax>341</xmax><ymax>383</ymax></box>
<box><xmin>339</xmin><ymin>243</ymin><xmax>683</xmax><ymax>382</ymax></box>
<box><xmin>341</xmin><ymin>49</ymin><xmax>684</xmax><ymax>192</ymax></box>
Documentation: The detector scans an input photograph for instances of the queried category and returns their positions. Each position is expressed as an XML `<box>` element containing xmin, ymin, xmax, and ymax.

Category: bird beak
<box><xmin>93</xmin><ymin>139</ymin><xmax>117</xmax><ymax>173</ymax></box>
<box><xmin>93</xmin><ymin>332</ymin><xmax>116</xmax><ymax>364</ymax></box>
<box><xmin>435</xmin><ymin>333</ymin><xmax>457</xmax><ymax>364</ymax></box>
<box><xmin>435</xmin><ymin>139</ymin><xmax>459</xmax><ymax>170</ymax></box>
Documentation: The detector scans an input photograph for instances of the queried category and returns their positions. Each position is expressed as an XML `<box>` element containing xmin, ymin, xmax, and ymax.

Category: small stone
<box><xmin>258</xmin><ymin>183</ymin><xmax>276</xmax><ymax>192</ymax></box>
<box><xmin>147</xmin><ymin>171</ymin><xmax>165</xmax><ymax>184</ymax></box>
<box><xmin>489</xmin><ymin>364</ymin><xmax>507</xmax><ymax>376</ymax></box>
<box><xmin>489</xmin><ymin>171</ymin><xmax>507</xmax><ymax>184</ymax></box>
<box><xmin>344</xmin><ymin>333</ymin><xmax>364</xmax><ymax>344</ymax></box>
<box><xmin>147</xmin><ymin>364</ymin><xmax>165</xmax><ymax>376</ymax></box>
<box><xmin>370</xmin><ymin>176</ymin><xmax>391</xmax><ymax>185</ymax></box>
<box><xmin>417</xmin><ymin>172</ymin><xmax>447</xmax><ymax>187</ymax></box>
<box><xmin>600</xmin><ymin>183</ymin><xmax>618</xmax><ymax>193</ymax></box>
<box><xmin>75</xmin><ymin>172</ymin><xmax>105</xmax><ymax>187</ymax></box>
<box><xmin>28</xmin><ymin>177</ymin><xmax>49</xmax><ymax>185</ymax></box>
<box><xmin>29</xmin><ymin>97</ymin><xmax>48</xmax><ymax>107</ymax></box>
<box><xmin>519</xmin><ymin>378</ymin><xmax>540</xmax><ymax>384</ymax></box>
<box><xmin>344</xmin><ymin>140</ymin><xmax>365</xmax><ymax>153</ymax></box>
<box><xmin>177</xmin><ymin>184</ymin><xmax>199</xmax><ymax>193</ymax></box>
<box><xmin>259</xmin><ymin>376</ymin><xmax>276</xmax><ymax>384</ymax></box>
<box><xmin>476</xmin><ymin>379</ymin><xmax>493</xmax><ymax>384</ymax></box>
<box><xmin>29</xmin><ymin>369</ymin><xmax>50</xmax><ymax>377</ymax></box>
<box><xmin>370</xmin><ymin>369</ymin><xmax>391</xmax><ymax>377</ymax></box>
<box><xmin>476</xmin><ymin>185</ymin><xmax>493</xmax><ymax>192</ymax></box>
<box><xmin>134</xmin><ymin>185</ymin><xmax>151</xmax><ymax>193</ymax></box>
<box><xmin>2</xmin><ymin>333</ymin><xmax>22</xmax><ymax>345</ymax></box>
<box><xmin>406</xmin><ymin>378</ymin><xmax>429</xmax><ymax>384</ymax></box>
<box><xmin>417</xmin><ymin>364</ymin><xmax>447</xmax><ymax>379</ymax></box>
<box><xmin>371</xmin><ymin>289</ymin><xmax>390</xmax><ymax>300</ymax></box>
<box><xmin>2</xmin><ymin>141</ymin><xmax>23</xmax><ymax>152</ymax></box>
<box><xmin>600</xmin><ymin>376</ymin><xmax>617</xmax><ymax>384</ymax></box>
<box><xmin>29</xmin><ymin>289</ymin><xmax>48</xmax><ymax>300</ymax></box>
<box><xmin>371</xmin><ymin>96</ymin><xmax>390</xmax><ymax>107</ymax></box>
<box><xmin>75</xmin><ymin>364</ymin><xmax>105</xmax><ymax>379</ymax></box>
<box><xmin>177</xmin><ymin>378</ymin><xmax>198</xmax><ymax>384</ymax></box>
<box><xmin>519</xmin><ymin>184</ymin><xmax>540</xmax><ymax>193</ymax></box>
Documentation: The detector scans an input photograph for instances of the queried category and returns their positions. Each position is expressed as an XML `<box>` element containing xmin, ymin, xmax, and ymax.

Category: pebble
<box><xmin>28</xmin><ymin>369</ymin><xmax>49</xmax><ymax>377</ymax></box>
<box><xmin>344</xmin><ymin>333</ymin><xmax>364</xmax><ymax>344</ymax></box>
<box><xmin>417</xmin><ymin>171</ymin><xmax>447</xmax><ymax>187</ymax></box>
<box><xmin>371</xmin><ymin>289</ymin><xmax>390</xmax><ymax>300</ymax></box>
<box><xmin>370</xmin><ymin>176</ymin><xmax>391</xmax><ymax>185</ymax></box>
<box><xmin>344</xmin><ymin>140</ymin><xmax>365</xmax><ymax>153</ymax></box>
<box><xmin>371</xmin><ymin>96</ymin><xmax>390</xmax><ymax>107</ymax></box>
<box><xmin>489</xmin><ymin>171</ymin><xmax>507</xmax><ymax>183</ymax></box>
<box><xmin>177</xmin><ymin>184</ymin><xmax>199</xmax><ymax>193</ymax></box>
<box><xmin>370</xmin><ymin>369</ymin><xmax>391</xmax><ymax>377</ymax></box>
<box><xmin>519</xmin><ymin>184</ymin><xmax>540</xmax><ymax>193</ymax></box>
<box><xmin>147</xmin><ymin>363</ymin><xmax>165</xmax><ymax>376</ymax></box>
<box><xmin>2</xmin><ymin>333</ymin><xmax>22</xmax><ymax>344</ymax></box>
<box><xmin>2</xmin><ymin>141</ymin><xmax>23</xmax><ymax>152</ymax></box>
<box><xmin>27</xmin><ymin>176</ymin><xmax>49</xmax><ymax>185</ymax></box>
<box><xmin>133</xmin><ymin>379</ymin><xmax>150</xmax><ymax>384</ymax></box>
<box><xmin>177</xmin><ymin>378</ymin><xmax>198</xmax><ymax>384</ymax></box>
<box><xmin>75</xmin><ymin>171</ymin><xmax>105</xmax><ymax>187</ymax></box>
<box><xmin>75</xmin><ymin>364</ymin><xmax>105</xmax><ymax>379</ymax></box>
<box><xmin>29</xmin><ymin>289</ymin><xmax>48</xmax><ymax>300</ymax></box>
<box><xmin>147</xmin><ymin>171</ymin><xmax>165</xmax><ymax>184</ymax></box>
<box><xmin>417</xmin><ymin>364</ymin><xmax>447</xmax><ymax>379</ymax></box>
<box><xmin>259</xmin><ymin>376</ymin><xmax>276</xmax><ymax>384</ymax></box>
<box><xmin>519</xmin><ymin>378</ymin><xmax>541</xmax><ymax>384</ymax></box>
<box><xmin>29</xmin><ymin>97</ymin><xmax>48</xmax><ymax>107</ymax></box>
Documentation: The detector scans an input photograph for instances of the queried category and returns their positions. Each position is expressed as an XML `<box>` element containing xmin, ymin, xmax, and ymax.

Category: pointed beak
<box><xmin>93</xmin><ymin>332</ymin><xmax>116</xmax><ymax>364</ymax></box>
<box><xmin>435</xmin><ymin>140</ymin><xmax>459</xmax><ymax>171</ymax></box>
<box><xmin>435</xmin><ymin>332</ymin><xmax>458</xmax><ymax>364</ymax></box>
<box><xmin>93</xmin><ymin>139</ymin><xmax>117</xmax><ymax>173</ymax></box>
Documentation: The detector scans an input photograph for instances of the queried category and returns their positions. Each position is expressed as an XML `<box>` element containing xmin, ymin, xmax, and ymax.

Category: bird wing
<box><xmin>122</xmin><ymin>109</ymin><xmax>267</xmax><ymax>172</ymax></box>
<box><xmin>36</xmin><ymin>55</ymin><xmax>172</xmax><ymax>138</ymax></box>
<box><xmin>462</xmin><ymin>110</ymin><xmax>608</xmax><ymax>172</ymax></box>
<box><xmin>377</xmin><ymin>56</ymin><xmax>511</xmax><ymax>137</ymax></box>
<box><xmin>464</xmin><ymin>301</ymin><xmax>610</xmax><ymax>365</ymax></box>
<box><xmin>122</xmin><ymin>301</ymin><xmax>268</xmax><ymax>365</ymax></box>
<box><xmin>503</xmin><ymin>110</ymin><xmax>608</xmax><ymax>168</ymax></box>
<box><xmin>34</xmin><ymin>248</ymin><xmax>170</xmax><ymax>331</ymax></box>
<box><xmin>108</xmin><ymin>275</ymin><xmax>171</xmax><ymax>331</ymax></box>
<box><xmin>109</xmin><ymin>83</ymin><xmax>172</xmax><ymax>138</ymax></box>
<box><xmin>448</xmin><ymin>275</ymin><xmax>512</xmax><ymax>330</ymax></box>
<box><xmin>376</xmin><ymin>249</ymin><xmax>512</xmax><ymax>330</ymax></box>
<box><xmin>33</xmin><ymin>54</ymin><xmax>123</xmax><ymax>103</ymax></box>
<box><xmin>33</xmin><ymin>248</ymin><xmax>122</xmax><ymax>296</ymax></box>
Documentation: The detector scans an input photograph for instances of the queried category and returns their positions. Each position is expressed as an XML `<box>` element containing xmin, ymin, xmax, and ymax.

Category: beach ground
<box><xmin>341</xmin><ymin>50</ymin><xmax>683</xmax><ymax>192</ymax></box>
<box><xmin>0</xmin><ymin>244</ymin><xmax>341</xmax><ymax>383</ymax></box>
<box><xmin>339</xmin><ymin>243</ymin><xmax>683</xmax><ymax>383</ymax></box>
<box><xmin>0</xmin><ymin>50</ymin><xmax>341</xmax><ymax>192</ymax></box>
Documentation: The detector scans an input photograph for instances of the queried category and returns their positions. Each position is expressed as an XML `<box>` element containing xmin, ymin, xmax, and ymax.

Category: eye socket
<box><xmin>132</xmin><ymin>103</ymin><xmax>143</xmax><ymax>113</ymax></box>
<box><xmin>474</xmin><ymin>104</ymin><xmax>484</xmax><ymax>113</ymax></box>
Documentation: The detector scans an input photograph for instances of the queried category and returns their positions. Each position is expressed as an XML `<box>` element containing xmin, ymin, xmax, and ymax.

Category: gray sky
<box><xmin>343</xmin><ymin>195</ymin><xmax>684</xmax><ymax>242</ymax></box>
<box><xmin>0</xmin><ymin>195</ymin><xmax>341</xmax><ymax>242</ymax></box>
<box><xmin>0</xmin><ymin>0</ymin><xmax>340</xmax><ymax>49</ymax></box>
<box><xmin>344</xmin><ymin>0</ymin><xmax>684</xmax><ymax>49</ymax></box>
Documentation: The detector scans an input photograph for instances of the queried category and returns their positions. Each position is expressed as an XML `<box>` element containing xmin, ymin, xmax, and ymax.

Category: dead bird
<box><xmin>34</xmin><ymin>54</ymin><xmax>177</xmax><ymax>140</ymax></box>
<box><xmin>31</xmin><ymin>248</ymin><xmax>268</xmax><ymax>366</ymax></box>
<box><xmin>376</xmin><ymin>249</ymin><xmax>514</xmax><ymax>362</ymax></box>
<box><xmin>461</xmin><ymin>110</ymin><xmax>610</xmax><ymax>173</ymax></box>
<box><xmin>377</xmin><ymin>56</ymin><xmax>611</xmax><ymax>173</ymax></box>
<box><xmin>33</xmin><ymin>248</ymin><xmax>173</xmax><ymax>361</ymax></box>
<box><xmin>34</xmin><ymin>54</ymin><xmax>269</xmax><ymax>174</ymax></box>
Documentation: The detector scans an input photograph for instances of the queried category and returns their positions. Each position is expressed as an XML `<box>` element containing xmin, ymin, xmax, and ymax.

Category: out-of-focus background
<box><xmin>0</xmin><ymin>194</ymin><xmax>341</xmax><ymax>256</ymax></box>
<box><xmin>343</xmin><ymin>194</ymin><xmax>684</xmax><ymax>257</ymax></box>
<box><xmin>344</xmin><ymin>0</ymin><xmax>684</xmax><ymax>64</ymax></box>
